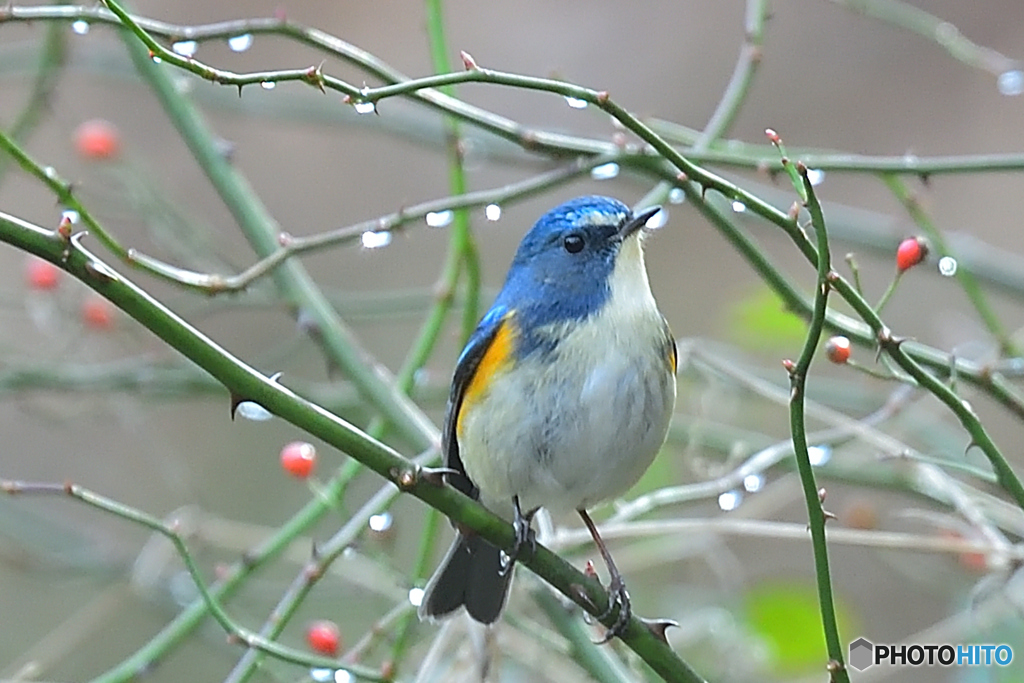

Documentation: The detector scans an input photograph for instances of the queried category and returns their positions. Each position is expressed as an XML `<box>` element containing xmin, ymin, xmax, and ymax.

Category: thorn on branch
<box><xmin>595</xmin><ymin>91</ymin><xmax>609</xmax><ymax>105</ymax></box>
<box><xmin>83</xmin><ymin>260</ymin><xmax>113</xmax><ymax>284</ymax></box>
<box><xmin>641</xmin><ymin>618</ymin><xmax>678</xmax><ymax>644</ymax></box>
<box><xmin>571</xmin><ymin>583</ymin><xmax>597</xmax><ymax>612</ymax></box>
<box><xmin>305</xmin><ymin>62</ymin><xmax>326</xmax><ymax>93</ymax></box>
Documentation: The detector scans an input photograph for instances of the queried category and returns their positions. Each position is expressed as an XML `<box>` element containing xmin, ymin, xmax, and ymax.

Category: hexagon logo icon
<box><xmin>849</xmin><ymin>637</ymin><xmax>875</xmax><ymax>671</ymax></box>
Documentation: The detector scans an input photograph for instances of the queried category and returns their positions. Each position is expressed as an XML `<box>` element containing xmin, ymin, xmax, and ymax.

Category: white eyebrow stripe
<box><xmin>576</xmin><ymin>210</ymin><xmax>627</xmax><ymax>227</ymax></box>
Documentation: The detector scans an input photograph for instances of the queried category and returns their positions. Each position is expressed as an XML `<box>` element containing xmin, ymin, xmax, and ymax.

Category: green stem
<box><xmin>424</xmin><ymin>0</ymin><xmax>480</xmax><ymax>342</ymax></box>
<box><xmin>695</xmin><ymin>0</ymin><xmax>767</xmax><ymax>149</ymax></box>
<box><xmin>385</xmin><ymin>507</ymin><xmax>440</xmax><ymax>678</ymax></box>
<box><xmin>0</xmin><ymin>20</ymin><xmax>66</xmax><ymax>185</ymax></box>
<box><xmin>829</xmin><ymin>273</ymin><xmax>1024</xmax><ymax>511</ymax></box>
<box><xmin>833</xmin><ymin>0</ymin><xmax>1017</xmax><ymax>75</ymax></box>
<box><xmin>874</xmin><ymin>270</ymin><xmax>902</xmax><ymax>314</ymax></box>
<box><xmin>787</xmin><ymin>166</ymin><xmax>850</xmax><ymax>682</ymax></box>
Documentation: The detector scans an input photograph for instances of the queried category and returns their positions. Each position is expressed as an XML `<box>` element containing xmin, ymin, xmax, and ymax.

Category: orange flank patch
<box><xmin>457</xmin><ymin>315</ymin><xmax>516</xmax><ymax>435</ymax></box>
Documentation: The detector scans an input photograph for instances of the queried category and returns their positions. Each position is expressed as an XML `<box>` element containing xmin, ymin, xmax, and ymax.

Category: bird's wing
<box><xmin>442</xmin><ymin>305</ymin><xmax>516</xmax><ymax>499</ymax></box>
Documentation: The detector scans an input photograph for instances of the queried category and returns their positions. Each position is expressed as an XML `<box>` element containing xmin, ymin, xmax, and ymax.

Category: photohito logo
<box><xmin>848</xmin><ymin>637</ymin><xmax>1014</xmax><ymax>671</ymax></box>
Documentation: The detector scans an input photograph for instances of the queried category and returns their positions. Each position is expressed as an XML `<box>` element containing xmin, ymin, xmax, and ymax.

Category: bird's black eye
<box><xmin>563</xmin><ymin>234</ymin><xmax>585</xmax><ymax>253</ymax></box>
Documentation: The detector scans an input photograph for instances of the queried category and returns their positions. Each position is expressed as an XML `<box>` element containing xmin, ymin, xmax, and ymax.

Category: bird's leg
<box><xmin>499</xmin><ymin>495</ymin><xmax>537</xmax><ymax>575</ymax></box>
<box><xmin>579</xmin><ymin>509</ymin><xmax>630</xmax><ymax>643</ymax></box>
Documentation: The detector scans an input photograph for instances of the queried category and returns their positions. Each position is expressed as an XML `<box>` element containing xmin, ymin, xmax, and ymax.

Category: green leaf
<box><xmin>745</xmin><ymin>580</ymin><xmax>856</xmax><ymax>674</ymax></box>
<box><xmin>726</xmin><ymin>286</ymin><xmax>806</xmax><ymax>353</ymax></box>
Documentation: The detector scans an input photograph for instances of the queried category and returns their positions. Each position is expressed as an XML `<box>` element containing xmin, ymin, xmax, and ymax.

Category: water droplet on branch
<box><xmin>590</xmin><ymin>162</ymin><xmax>619</xmax><ymax>180</ymax></box>
<box><xmin>997</xmin><ymin>70</ymin><xmax>1024</xmax><ymax>96</ymax></box>
<box><xmin>352</xmin><ymin>100</ymin><xmax>376</xmax><ymax>115</ymax></box>
<box><xmin>360</xmin><ymin>230</ymin><xmax>392</xmax><ymax>249</ymax></box>
<box><xmin>425</xmin><ymin>210</ymin><xmax>453</xmax><ymax>228</ymax></box>
<box><xmin>228</xmin><ymin>34</ymin><xmax>253</xmax><ymax>52</ymax></box>
<box><xmin>938</xmin><ymin>255</ymin><xmax>958</xmax><ymax>276</ymax></box>
<box><xmin>172</xmin><ymin>40</ymin><xmax>198</xmax><ymax>57</ymax></box>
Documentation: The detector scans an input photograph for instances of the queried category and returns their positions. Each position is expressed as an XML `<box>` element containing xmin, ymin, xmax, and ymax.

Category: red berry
<box><xmin>82</xmin><ymin>295</ymin><xmax>115</xmax><ymax>329</ymax></box>
<box><xmin>824</xmin><ymin>336</ymin><xmax>851</xmax><ymax>364</ymax></box>
<box><xmin>74</xmin><ymin>119</ymin><xmax>121</xmax><ymax>160</ymax></box>
<box><xmin>895</xmin><ymin>237</ymin><xmax>927</xmax><ymax>272</ymax></box>
<box><xmin>280</xmin><ymin>441</ymin><xmax>316</xmax><ymax>478</ymax></box>
<box><xmin>25</xmin><ymin>257</ymin><xmax>60</xmax><ymax>291</ymax></box>
<box><xmin>306</xmin><ymin>619</ymin><xmax>340</xmax><ymax>656</ymax></box>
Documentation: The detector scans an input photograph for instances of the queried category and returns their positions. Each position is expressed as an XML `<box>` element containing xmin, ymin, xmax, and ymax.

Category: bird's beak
<box><xmin>619</xmin><ymin>206</ymin><xmax>662</xmax><ymax>239</ymax></box>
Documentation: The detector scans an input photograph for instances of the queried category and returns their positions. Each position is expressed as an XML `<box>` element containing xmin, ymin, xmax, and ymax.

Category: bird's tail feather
<box><xmin>418</xmin><ymin>532</ymin><xmax>512</xmax><ymax>624</ymax></box>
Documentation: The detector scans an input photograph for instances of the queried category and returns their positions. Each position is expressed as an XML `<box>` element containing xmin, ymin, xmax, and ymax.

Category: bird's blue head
<box><xmin>494</xmin><ymin>195</ymin><xmax>660</xmax><ymax>340</ymax></box>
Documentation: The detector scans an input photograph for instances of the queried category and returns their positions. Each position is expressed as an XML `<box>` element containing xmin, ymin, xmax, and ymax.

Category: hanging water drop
<box><xmin>806</xmin><ymin>168</ymin><xmax>826</xmax><ymax>186</ymax></box>
<box><xmin>743</xmin><ymin>473</ymin><xmax>765</xmax><ymax>492</ymax></box>
<box><xmin>172</xmin><ymin>40</ymin><xmax>198</xmax><ymax>57</ymax></box>
<box><xmin>360</xmin><ymin>230</ymin><xmax>391</xmax><ymax>249</ymax></box>
<box><xmin>425</xmin><ymin>210</ymin><xmax>453</xmax><ymax>228</ymax></box>
<box><xmin>668</xmin><ymin>187</ymin><xmax>686</xmax><ymax>204</ymax></box>
<box><xmin>236</xmin><ymin>401</ymin><xmax>273</xmax><ymax>421</ymax></box>
<box><xmin>228</xmin><ymin>34</ymin><xmax>253</xmax><ymax>52</ymax></box>
<box><xmin>352</xmin><ymin>100</ymin><xmax>376</xmax><ymax>115</ymax></box>
<box><xmin>938</xmin><ymin>255</ymin><xmax>958</xmax><ymax>276</ymax></box>
<box><xmin>997</xmin><ymin>70</ymin><xmax>1024</xmax><ymax>96</ymax></box>
<box><xmin>718</xmin><ymin>490</ymin><xmax>742</xmax><ymax>511</ymax></box>
<box><xmin>61</xmin><ymin>209</ymin><xmax>80</xmax><ymax>225</ymax></box>
<box><xmin>808</xmin><ymin>444</ymin><xmax>832</xmax><ymax>466</ymax></box>
<box><xmin>368</xmin><ymin>512</ymin><xmax>393</xmax><ymax>532</ymax></box>
<box><xmin>731</xmin><ymin>200</ymin><xmax>746</xmax><ymax>213</ymax></box>
<box><xmin>310</xmin><ymin>670</ymin><xmax>334</xmax><ymax>683</ymax></box>
<box><xmin>564</xmin><ymin>96</ymin><xmax>589</xmax><ymax>109</ymax></box>
<box><xmin>407</xmin><ymin>587</ymin><xmax>424</xmax><ymax>607</ymax></box>
<box><xmin>333</xmin><ymin>671</ymin><xmax>353</xmax><ymax>683</ymax></box>
<box><xmin>590</xmin><ymin>162</ymin><xmax>620</xmax><ymax>180</ymax></box>
<box><xmin>260</xmin><ymin>81</ymin><xmax>276</xmax><ymax>90</ymax></box>
<box><xmin>151</xmin><ymin>55</ymin><xmax>162</xmax><ymax>64</ymax></box>
<box><xmin>485</xmin><ymin>204</ymin><xmax>502</xmax><ymax>221</ymax></box>
<box><xmin>71</xmin><ymin>20</ymin><xmax>90</xmax><ymax>35</ymax></box>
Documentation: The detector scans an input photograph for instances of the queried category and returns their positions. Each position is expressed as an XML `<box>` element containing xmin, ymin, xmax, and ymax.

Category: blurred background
<box><xmin>1</xmin><ymin>1</ymin><xmax>1023</xmax><ymax>681</ymax></box>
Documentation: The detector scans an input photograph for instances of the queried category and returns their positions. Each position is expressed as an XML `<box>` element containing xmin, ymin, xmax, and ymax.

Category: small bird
<box><xmin>419</xmin><ymin>195</ymin><xmax>677</xmax><ymax>639</ymax></box>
